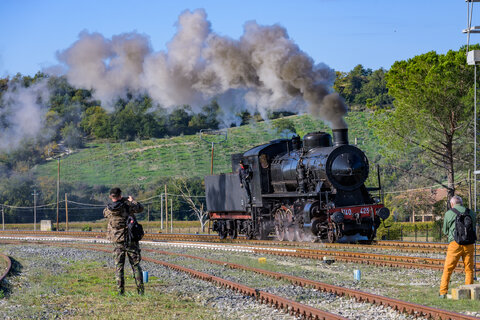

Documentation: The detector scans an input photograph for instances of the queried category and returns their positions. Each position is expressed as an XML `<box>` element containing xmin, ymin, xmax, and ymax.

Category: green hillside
<box><xmin>34</xmin><ymin>112</ymin><xmax>379</xmax><ymax>188</ymax></box>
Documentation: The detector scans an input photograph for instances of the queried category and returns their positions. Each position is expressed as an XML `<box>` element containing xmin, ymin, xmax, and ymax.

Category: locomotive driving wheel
<box><xmin>327</xmin><ymin>225</ymin><xmax>336</xmax><ymax>243</ymax></box>
<box><xmin>284</xmin><ymin>207</ymin><xmax>295</xmax><ymax>242</ymax></box>
<box><xmin>274</xmin><ymin>208</ymin><xmax>286</xmax><ymax>241</ymax></box>
<box><xmin>274</xmin><ymin>206</ymin><xmax>295</xmax><ymax>242</ymax></box>
<box><xmin>295</xmin><ymin>226</ymin><xmax>305</xmax><ymax>242</ymax></box>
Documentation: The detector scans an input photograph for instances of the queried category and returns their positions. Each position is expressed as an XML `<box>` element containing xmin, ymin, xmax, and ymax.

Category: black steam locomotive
<box><xmin>205</xmin><ymin>128</ymin><xmax>390</xmax><ymax>242</ymax></box>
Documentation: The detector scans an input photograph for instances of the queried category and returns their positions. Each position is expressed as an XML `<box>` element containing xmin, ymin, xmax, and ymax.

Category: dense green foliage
<box><xmin>370</xmin><ymin>48</ymin><xmax>475</xmax><ymax>201</ymax></box>
<box><xmin>334</xmin><ymin>64</ymin><xmax>393</xmax><ymax>110</ymax></box>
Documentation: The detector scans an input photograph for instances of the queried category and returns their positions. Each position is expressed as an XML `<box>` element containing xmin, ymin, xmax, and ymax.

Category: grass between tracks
<box><xmin>2</xmin><ymin>259</ymin><xmax>215</xmax><ymax>320</ymax></box>
<box><xmin>191</xmin><ymin>251</ymin><xmax>480</xmax><ymax>315</ymax></box>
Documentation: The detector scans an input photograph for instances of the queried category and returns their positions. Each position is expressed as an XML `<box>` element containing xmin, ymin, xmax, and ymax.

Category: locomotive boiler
<box><xmin>205</xmin><ymin>128</ymin><xmax>390</xmax><ymax>242</ymax></box>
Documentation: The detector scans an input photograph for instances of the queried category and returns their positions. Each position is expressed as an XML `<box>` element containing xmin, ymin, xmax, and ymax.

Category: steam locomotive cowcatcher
<box><xmin>205</xmin><ymin>128</ymin><xmax>390</xmax><ymax>242</ymax></box>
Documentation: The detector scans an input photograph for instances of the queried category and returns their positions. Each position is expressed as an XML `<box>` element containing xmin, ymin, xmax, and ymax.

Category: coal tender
<box><xmin>205</xmin><ymin>128</ymin><xmax>390</xmax><ymax>242</ymax></box>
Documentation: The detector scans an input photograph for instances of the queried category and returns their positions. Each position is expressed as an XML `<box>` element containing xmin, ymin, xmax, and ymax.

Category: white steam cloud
<box><xmin>56</xmin><ymin>9</ymin><xmax>347</xmax><ymax>128</ymax></box>
<box><xmin>0</xmin><ymin>81</ymin><xmax>50</xmax><ymax>150</ymax></box>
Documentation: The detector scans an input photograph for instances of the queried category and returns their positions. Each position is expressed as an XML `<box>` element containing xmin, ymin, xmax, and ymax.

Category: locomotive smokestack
<box><xmin>332</xmin><ymin>128</ymin><xmax>348</xmax><ymax>146</ymax></box>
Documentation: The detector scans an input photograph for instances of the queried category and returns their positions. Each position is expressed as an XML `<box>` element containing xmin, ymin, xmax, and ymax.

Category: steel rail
<box><xmin>142</xmin><ymin>248</ymin><xmax>478</xmax><ymax>320</ymax></box>
<box><xmin>0</xmin><ymin>252</ymin><xmax>12</xmax><ymax>283</ymax></box>
<box><xmin>36</xmin><ymin>243</ymin><xmax>345</xmax><ymax>320</ymax></box>
<box><xmin>2</xmin><ymin>239</ymin><xmax>478</xmax><ymax>320</ymax></box>
<box><xmin>2</xmin><ymin>230</ymin><xmax>480</xmax><ymax>254</ymax></box>
<box><xmin>1</xmin><ymin>231</ymin><xmax>478</xmax><ymax>272</ymax></box>
<box><xmin>251</xmin><ymin>247</ymin><xmax>480</xmax><ymax>272</ymax></box>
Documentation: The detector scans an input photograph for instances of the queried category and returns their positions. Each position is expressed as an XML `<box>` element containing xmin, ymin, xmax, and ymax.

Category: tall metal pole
<box><xmin>32</xmin><ymin>189</ymin><xmax>37</xmax><ymax>231</ymax></box>
<box><xmin>475</xmin><ymin>65</ymin><xmax>477</xmax><ymax>215</ymax></box>
<box><xmin>210</xmin><ymin>142</ymin><xmax>214</xmax><ymax>175</ymax></box>
<box><xmin>165</xmin><ymin>185</ymin><xmax>168</xmax><ymax>232</ymax></box>
<box><xmin>469</xmin><ymin>169</ymin><xmax>473</xmax><ymax>209</ymax></box>
<box><xmin>475</xmin><ymin>64</ymin><xmax>478</xmax><ymax>281</ymax></box>
<box><xmin>56</xmin><ymin>157</ymin><xmax>60</xmax><ymax>232</ymax></box>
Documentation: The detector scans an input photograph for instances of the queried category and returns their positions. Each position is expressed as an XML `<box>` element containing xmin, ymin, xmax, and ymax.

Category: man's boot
<box><xmin>137</xmin><ymin>283</ymin><xmax>145</xmax><ymax>295</ymax></box>
<box><xmin>117</xmin><ymin>278</ymin><xmax>125</xmax><ymax>296</ymax></box>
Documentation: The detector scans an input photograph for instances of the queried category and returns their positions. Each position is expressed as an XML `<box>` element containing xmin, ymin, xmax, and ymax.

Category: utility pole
<box><xmin>161</xmin><ymin>193</ymin><xmax>164</xmax><ymax>230</ymax></box>
<box><xmin>56</xmin><ymin>157</ymin><xmax>60</xmax><ymax>232</ymax></box>
<box><xmin>170</xmin><ymin>198</ymin><xmax>173</xmax><ymax>233</ymax></box>
<box><xmin>200</xmin><ymin>129</ymin><xmax>227</xmax><ymax>175</ymax></box>
<box><xmin>32</xmin><ymin>189</ymin><xmax>38</xmax><ymax>231</ymax></box>
<box><xmin>147</xmin><ymin>204</ymin><xmax>150</xmax><ymax>222</ymax></box>
<box><xmin>2</xmin><ymin>205</ymin><xmax>4</xmax><ymax>231</ymax></box>
<box><xmin>65</xmin><ymin>193</ymin><xmax>69</xmax><ymax>231</ymax></box>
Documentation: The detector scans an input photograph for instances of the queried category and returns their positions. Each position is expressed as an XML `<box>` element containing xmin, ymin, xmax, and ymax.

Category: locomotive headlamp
<box><xmin>331</xmin><ymin>211</ymin><xmax>344</xmax><ymax>224</ymax></box>
<box><xmin>377</xmin><ymin>207</ymin><xmax>390</xmax><ymax>220</ymax></box>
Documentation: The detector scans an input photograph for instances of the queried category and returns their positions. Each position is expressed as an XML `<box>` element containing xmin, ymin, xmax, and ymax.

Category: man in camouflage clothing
<box><xmin>103</xmin><ymin>187</ymin><xmax>145</xmax><ymax>295</ymax></box>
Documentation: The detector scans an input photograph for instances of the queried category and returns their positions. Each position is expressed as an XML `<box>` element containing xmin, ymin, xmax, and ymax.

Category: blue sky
<box><xmin>0</xmin><ymin>0</ymin><xmax>472</xmax><ymax>77</ymax></box>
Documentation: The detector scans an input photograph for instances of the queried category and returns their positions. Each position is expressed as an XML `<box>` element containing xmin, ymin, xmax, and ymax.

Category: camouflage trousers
<box><xmin>113</xmin><ymin>241</ymin><xmax>144</xmax><ymax>294</ymax></box>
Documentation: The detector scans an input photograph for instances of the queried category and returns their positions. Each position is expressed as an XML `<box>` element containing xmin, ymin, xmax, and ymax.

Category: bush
<box><xmin>82</xmin><ymin>225</ymin><xmax>92</xmax><ymax>231</ymax></box>
<box><xmin>376</xmin><ymin>218</ymin><xmax>442</xmax><ymax>241</ymax></box>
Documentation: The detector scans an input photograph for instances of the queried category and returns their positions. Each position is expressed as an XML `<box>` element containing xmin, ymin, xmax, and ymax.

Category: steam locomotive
<box><xmin>205</xmin><ymin>128</ymin><xmax>390</xmax><ymax>242</ymax></box>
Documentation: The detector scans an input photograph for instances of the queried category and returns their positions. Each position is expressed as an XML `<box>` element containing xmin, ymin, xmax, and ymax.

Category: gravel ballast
<box><xmin>1</xmin><ymin>241</ymin><xmax>479</xmax><ymax>319</ymax></box>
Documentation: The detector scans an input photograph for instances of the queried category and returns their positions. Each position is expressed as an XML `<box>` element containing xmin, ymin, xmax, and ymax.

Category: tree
<box><xmin>371</xmin><ymin>48</ymin><xmax>475</xmax><ymax>201</ymax></box>
<box><xmin>272</xmin><ymin>117</ymin><xmax>297</xmax><ymax>138</ymax></box>
<box><xmin>334</xmin><ymin>64</ymin><xmax>371</xmax><ymax>107</ymax></box>
<box><xmin>81</xmin><ymin>106</ymin><xmax>111</xmax><ymax>138</ymax></box>
<box><xmin>61</xmin><ymin>122</ymin><xmax>84</xmax><ymax>149</ymax></box>
<box><xmin>172</xmin><ymin>177</ymin><xmax>208</xmax><ymax>231</ymax></box>
<box><xmin>168</xmin><ymin>106</ymin><xmax>192</xmax><ymax>136</ymax></box>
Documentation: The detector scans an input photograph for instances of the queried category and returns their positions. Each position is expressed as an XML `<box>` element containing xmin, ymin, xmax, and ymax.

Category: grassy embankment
<box><xmin>34</xmin><ymin>112</ymin><xmax>380</xmax><ymax>188</ymax></box>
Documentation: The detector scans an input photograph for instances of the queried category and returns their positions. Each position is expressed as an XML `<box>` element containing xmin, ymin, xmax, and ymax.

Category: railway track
<box><xmin>1</xmin><ymin>231</ymin><xmax>478</xmax><ymax>273</ymax></box>
<box><xmin>2</xmin><ymin>238</ymin><xmax>478</xmax><ymax>320</ymax></box>
<box><xmin>0</xmin><ymin>230</ymin><xmax>477</xmax><ymax>254</ymax></box>
<box><xmin>0</xmin><ymin>239</ymin><xmax>344</xmax><ymax>320</ymax></box>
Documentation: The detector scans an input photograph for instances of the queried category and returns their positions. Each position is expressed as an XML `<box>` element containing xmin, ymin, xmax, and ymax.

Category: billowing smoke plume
<box><xmin>57</xmin><ymin>9</ymin><xmax>347</xmax><ymax>128</ymax></box>
<box><xmin>0</xmin><ymin>81</ymin><xmax>50</xmax><ymax>150</ymax></box>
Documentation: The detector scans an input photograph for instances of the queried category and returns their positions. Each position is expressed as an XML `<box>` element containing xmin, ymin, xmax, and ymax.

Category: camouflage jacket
<box><xmin>103</xmin><ymin>197</ymin><xmax>144</xmax><ymax>243</ymax></box>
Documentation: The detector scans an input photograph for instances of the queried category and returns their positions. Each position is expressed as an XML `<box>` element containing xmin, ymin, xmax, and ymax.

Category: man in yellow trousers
<box><xmin>439</xmin><ymin>195</ymin><xmax>477</xmax><ymax>298</ymax></box>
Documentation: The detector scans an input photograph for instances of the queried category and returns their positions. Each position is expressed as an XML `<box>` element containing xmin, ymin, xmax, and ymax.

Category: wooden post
<box><xmin>170</xmin><ymin>198</ymin><xmax>173</xmax><ymax>233</ymax></box>
<box><xmin>165</xmin><ymin>185</ymin><xmax>168</xmax><ymax>232</ymax></box>
<box><xmin>147</xmin><ymin>204</ymin><xmax>150</xmax><ymax>222</ymax></box>
<box><xmin>65</xmin><ymin>193</ymin><xmax>69</xmax><ymax>231</ymax></box>
<box><xmin>32</xmin><ymin>189</ymin><xmax>37</xmax><ymax>231</ymax></box>
<box><xmin>1</xmin><ymin>206</ymin><xmax>4</xmax><ymax>231</ymax></box>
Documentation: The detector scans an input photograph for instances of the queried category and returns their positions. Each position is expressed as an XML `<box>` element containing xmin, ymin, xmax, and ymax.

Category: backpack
<box><xmin>126</xmin><ymin>215</ymin><xmax>144</xmax><ymax>245</ymax></box>
<box><xmin>452</xmin><ymin>208</ymin><xmax>477</xmax><ymax>245</ymax></box>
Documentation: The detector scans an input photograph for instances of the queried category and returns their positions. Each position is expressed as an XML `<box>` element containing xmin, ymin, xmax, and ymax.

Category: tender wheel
<box><xmin>219</xmin><ymin>221</ymin><xmax>227</xmax><ymax>240</ymax></box>
<box><xmin>229</xmin><ymin>228</ymin><xmax>238</xmax><ymax>240</ymax></box>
